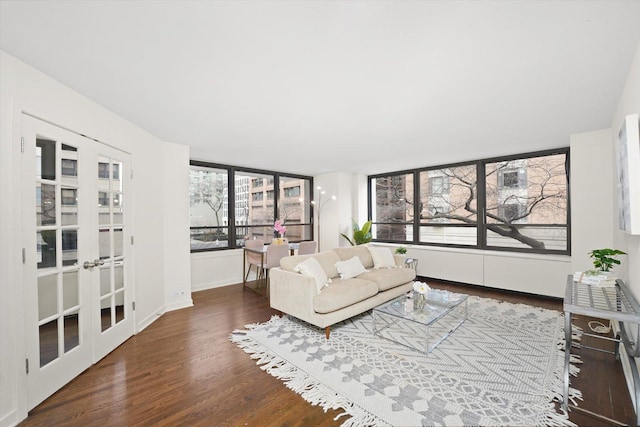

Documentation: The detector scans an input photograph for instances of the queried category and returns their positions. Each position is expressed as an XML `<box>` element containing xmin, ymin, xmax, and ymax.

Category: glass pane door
<box><xmin>35</xmin><ymin>139</ymin><xmax>82</xmax><ymax>366</ymax></box>
<box><xmin>24</xmin><ymin>115</ymin><xmax>134</xmax><ymax>410</ymax></box>
<box><xmin>25</xmin><ymin>117</ymin><xmax>92</xmax><ymax>410</ymax></box>
<box><xmin>97</xmin><ymin>156</ymin><xmax>127</xmax><ymax>333</ymax></box>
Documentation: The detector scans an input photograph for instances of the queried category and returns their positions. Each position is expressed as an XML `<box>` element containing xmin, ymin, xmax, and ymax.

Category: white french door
<box><xmin>22</xmin><ymin>115</ymin><xmax>134</xmax><ymax>410</ymax></box>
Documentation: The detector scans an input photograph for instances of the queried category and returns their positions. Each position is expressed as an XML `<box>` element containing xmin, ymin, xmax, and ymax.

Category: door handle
<box><xmin>83</xmin><ymin>259</ymin><xmax>106</xmax><ymax>269</ymax></box>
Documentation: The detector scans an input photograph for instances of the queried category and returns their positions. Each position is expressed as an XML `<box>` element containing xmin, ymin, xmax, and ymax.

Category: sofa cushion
<box><xmin>295</xmin><ymin>257</ymin><xmax>330</xmax><ymax>294</ymax></box>
<box><xmin>368</xmin><ymin>246</ymin><xmax>396</xmax><ymax>269</ymax></box>
<box><xmin>358</xmin><ymin>267</ymin><xmax>417</xmax><ymax>292</ymax></box>
<box><xmin>280</xmin><ymin>250</ymin><xmax>341</xmax><ymax>279</ymax></box>
<box><xmin>335</xmin><ymin>256</ymin><xmax>367</xmax><ymax>279</ymax></box>
<box><xmin>313</xmin><ymin>278</ymin><xmax>379</xmax><ymax>314</ymax></box>
<box><xmin>334</xmin><ymin>245</ymin><xmax>374</xmax><ymax>269</ymax></box>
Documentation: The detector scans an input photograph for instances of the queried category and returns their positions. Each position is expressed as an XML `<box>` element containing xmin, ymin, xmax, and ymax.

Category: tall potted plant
<box><xmin>340</xmin><ymin>220</ymin><xmax>372</xmax><ymax>246</ymax></box>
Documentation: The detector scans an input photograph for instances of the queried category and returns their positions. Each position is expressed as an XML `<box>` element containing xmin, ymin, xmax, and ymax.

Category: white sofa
<box><xmin>269</xmin><ymin>245</ymin><xmax>416</xmax><ymax>338</ymax></box>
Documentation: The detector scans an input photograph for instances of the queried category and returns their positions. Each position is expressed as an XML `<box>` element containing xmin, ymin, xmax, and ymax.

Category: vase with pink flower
<box><xmin>272</xmin><ymin>220</ymin><xmax>287</xmax><ymax>244</ymax></box>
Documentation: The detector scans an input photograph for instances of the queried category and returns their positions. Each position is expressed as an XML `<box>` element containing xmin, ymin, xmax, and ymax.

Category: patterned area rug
<box><xmin>231</xmin><ymin>296</ymin><xmax>582</xmax><ymax>426</ymax></box>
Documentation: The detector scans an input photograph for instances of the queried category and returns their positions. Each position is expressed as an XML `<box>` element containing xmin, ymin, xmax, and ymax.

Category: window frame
<box><xmin>368</xmin><ymin>148</ymin><xmax>571</xmax><ymax>255</ymax></box>
<box><xmin>189</xmin><ymin>161</ymin><xmax>314</xmax><ymax>252</ymax></box>
<box><xmin>368</xmin><ymin>171</ymin><xmax>416</xmax><ymax>243</ymax></box>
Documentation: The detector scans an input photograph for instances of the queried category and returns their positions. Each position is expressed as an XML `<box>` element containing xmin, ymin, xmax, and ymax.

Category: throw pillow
<box><xmin>295</xmin><ymin>257</ymin><xmax>330</xmax><ymax>294</ymax></box>
<box><xmin>335</xmin><ymin>256</ymin><xmax>367</xmax><ymax>279</ymax></box>
<box><xmin>368</xmin><ymin>246</ymin><xmax>396</xmax><ymax>269</ymax></box>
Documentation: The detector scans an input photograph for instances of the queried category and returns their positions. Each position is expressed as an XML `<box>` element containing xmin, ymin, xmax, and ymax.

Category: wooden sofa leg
<box><xmin>325</xmin><ymin>326</ymin><xmax>331</xmax><ymax>339</ymax></box>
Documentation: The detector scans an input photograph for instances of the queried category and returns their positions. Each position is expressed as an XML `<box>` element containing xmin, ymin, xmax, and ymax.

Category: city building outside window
<box><xmin>369</xmin><ymin>149</ymin><xmax>569</xmax><ymax>254</ymax></box>
<box><xmin>370</xmin><ymin>173</ymin><xmax>414</xmax><ymax>241</ymax></box>
<box><xmin>189</xmin><ymin>162</ymin><xmax>313</xmax><ymax>251</ymax></box>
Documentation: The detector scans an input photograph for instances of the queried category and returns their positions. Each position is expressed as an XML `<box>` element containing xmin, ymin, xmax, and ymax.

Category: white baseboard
<box><xmin>0</xmin><ymin>408</ymin><xmax>19</xmax><ymax>427</ymax></box>
<box><xmin>136</xmin><ymin>306</ymin><xmax>165</xmax><ymax>333</ymax></box>
<box><xmin>165</xmin><ymin>298</ymin><xmax>194</xmax><ymax>312</ymax></box>
<box><xmin>192</xmin><ymin>280</ymin><xmax>237</xmax><ymax>292</ymax></box>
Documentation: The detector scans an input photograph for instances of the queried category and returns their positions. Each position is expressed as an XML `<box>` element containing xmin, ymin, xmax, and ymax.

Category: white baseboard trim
<box><xmin>0</xmin><ymin>408</ymin><xmax>19</xmax><ymax>427</ymax></box>
<box><xmin>136</xmin><ymin>306</ymin><xmax>165</xmax><ymax>333</ymax></box>
<box><xmin>165</xmin><ymin>298</ymin><xmax>194</xmax><ymax>312</ymax></box>
<box><xmin>192</xmin><ymin>280</ymin><xmax>237</xmax><ymax>292</ymax></box>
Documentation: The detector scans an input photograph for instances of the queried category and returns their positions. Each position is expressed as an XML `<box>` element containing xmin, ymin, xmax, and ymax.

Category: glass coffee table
<box><xmin>372</xmin><ymin>290</ymin><xmax>468</xmax><ymax>355</ymax></box>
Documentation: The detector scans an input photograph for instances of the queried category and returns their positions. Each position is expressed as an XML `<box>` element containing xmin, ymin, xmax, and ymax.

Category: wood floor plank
<box><xmin>20</xmin><ymin>280</ymin><xmax>635</xmax><ymax>426</ymax></box>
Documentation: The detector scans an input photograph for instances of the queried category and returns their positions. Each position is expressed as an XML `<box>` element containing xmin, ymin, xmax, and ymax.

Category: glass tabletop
<box><xmin>374</xmin><ymin>291</ymin><xmax>468</xmax><ymax>327</ymax></box>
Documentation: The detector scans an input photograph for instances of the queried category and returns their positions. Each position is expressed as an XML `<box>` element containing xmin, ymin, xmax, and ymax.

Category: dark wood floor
<box><xmin>20</xmin><ymin>279</ymin><xmax>635</xmax><ymax>426</ymax></box>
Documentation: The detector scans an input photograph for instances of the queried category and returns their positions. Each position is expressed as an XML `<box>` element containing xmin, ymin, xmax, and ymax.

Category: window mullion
<box><xmin>413</xmin><ymin>170</ymin><xmax>420</xmax><ymax>243</ymax></box>
<box><xmin>477</xmin><ymin>161</ymin><xmax>487</xmax><ymax>250</ymax></box>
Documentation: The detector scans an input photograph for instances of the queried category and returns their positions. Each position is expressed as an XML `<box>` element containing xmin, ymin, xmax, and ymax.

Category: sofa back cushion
<box><xmin>280</xmin><ymin>250</ymin><xmax>341</xmax><ymax>279</ymax></box>
<box><xmin>333</xmin><ymin>246</ymin><xmax>374</xmax><ymax>269</ymax></box>
<box><xmin>295</xmin><ymin>257</ymin><xmax>330</xmax><ymax>294</ymax></box>
<box><xmin>368</xmin><ymin>246</ymin><xmax>396</xmax><ymax>269</ymax></box>
<box><xmin>335</xmin><ymin>256</ymin><xmax>367</xmax><ymax>279</ymax></box>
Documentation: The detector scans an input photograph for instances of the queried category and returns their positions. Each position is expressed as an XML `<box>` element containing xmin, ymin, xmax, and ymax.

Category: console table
<box><xmin>563</xmin><ymin>275</ymin><xmax>640</xmax><ymax>426</ymax></box>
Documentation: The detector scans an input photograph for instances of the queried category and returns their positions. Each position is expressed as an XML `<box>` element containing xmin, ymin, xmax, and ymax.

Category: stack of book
<box><xmin>573</xmin><ymin>271</ymin><xmax>618</xmax><ymax>287</ymax></box>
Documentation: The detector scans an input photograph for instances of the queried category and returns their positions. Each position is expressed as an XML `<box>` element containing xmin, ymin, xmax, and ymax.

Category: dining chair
<box><xmin>264</xmin><ymin>243</ymin><xmax>291</xmax><ymax>296</ymax></box>
<box><xmin>243</xmin><ymin>239</ymin><xmax>265</xmax><ymax>286</ymax></box>
<box><xmin>297</xmin><ymin>241</ymin><xmax>317</xmax><ymax>255</ymax></box>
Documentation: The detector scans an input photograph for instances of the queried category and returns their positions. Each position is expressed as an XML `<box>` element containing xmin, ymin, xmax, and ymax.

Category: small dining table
<box><xmin>242</xmin><ymin>242</ymin><xmax>299</xmax><ymax>296</ymax></box>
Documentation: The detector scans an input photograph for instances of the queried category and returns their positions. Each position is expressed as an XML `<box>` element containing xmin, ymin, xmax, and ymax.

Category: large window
<box><xmin>419</xmin><ymin>164</ymin><xmax>478</xmax><ymax>245</ymax></box>
<box><xmin>279</xmin><ymin>176</ymin><xmax>312</xmax><ymax>242</ymax></box>
<box><xmin>370</xmin><ymin>173</ymin><xmax>414</xmax><ymax>241</ymax></box>
<box><xmin>189</xmin><ymin>162</ymin><xmax>313</xmax><ymax>251</ymax></box>
<box><xmin>190</xmin><ymin>166</ymin><xmax>229</xmax><ymax>250</ymax></box>
<box><xmin>369</xmin><ymin>149</ymin><xmax>570</xmax><ymax>254</ymax></box>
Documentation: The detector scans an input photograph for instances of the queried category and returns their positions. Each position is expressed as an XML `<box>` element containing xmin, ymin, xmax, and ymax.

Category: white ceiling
<box><xmin>1</xmin><ymin>1</ymin><xmax>640</xmax><ymax>176</ymax></box>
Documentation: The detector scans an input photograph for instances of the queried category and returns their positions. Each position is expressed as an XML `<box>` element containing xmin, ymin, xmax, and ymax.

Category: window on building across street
<box><xmin>283</xmin><ymin>186</ymin><xmax>300</xmax><ymax>197</ymax></box>
<box><xmin>61</xmin><ymin>159</ymin><xmax>77</xmax><ymax>177</ymax></box>
<box><xmin>189</xmin><ymin>162</ymin><xmax>313</xmax><ymax>251</ymax></box>
<box><xmin>98</xmin><ymin>162</ymin><xmax>109</xmax><ymax>179</ymax></box>
<box><xmin>369</xmin><ymin>149</ymin><xmax>570</xmax><ymax>254</ymax></box>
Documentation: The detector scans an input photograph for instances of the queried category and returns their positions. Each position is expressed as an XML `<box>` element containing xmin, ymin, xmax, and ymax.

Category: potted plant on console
<box><xmin>576</xmin><ymin>248</ymin><xmax>626</xmax><ymax>286</ymax></box>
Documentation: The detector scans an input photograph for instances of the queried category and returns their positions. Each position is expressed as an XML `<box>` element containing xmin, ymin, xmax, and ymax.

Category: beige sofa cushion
<box><xmin>280</xmin><ymin>250</ymin><xmax>341</xmax><ymax>279</ymax></box>
<box><xmin>358</xmin><ymin>268</ymin><xmax>417</xmax><ymax>292</ymax></box>
<box><xmin>333</xmin><ymin>246</ymin><xmax>374</xmax><ymax>269</ymax></box>
<box><xmin>335</xmin><ymin>256</ymin><xmax>367</xmax><ymax>279</ymax></box>
<box><xmin>295</xmin><ymin>257</ymin><xmax>330</xmax><ymax>294</ymax></box>
<box><xmin>368</xmin><ymin>246</ymin><xmax>396</xmax><ymax>269</ymax></box>
<box><xmin>313</xmin><ymin>278</ymin><xmax>379</xmax><ymax>314</ymax></box>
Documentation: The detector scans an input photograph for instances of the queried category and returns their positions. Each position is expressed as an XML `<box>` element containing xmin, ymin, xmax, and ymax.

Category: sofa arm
<box><xmin>270</xmin><ymin>268</ymin><xmax>319</xmax><ymax>321</ymax></box>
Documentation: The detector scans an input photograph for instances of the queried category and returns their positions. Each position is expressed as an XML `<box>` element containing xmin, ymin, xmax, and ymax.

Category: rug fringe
<box><xmin>230</xmin><ymin>329</ymin><xmax>383</xmax><ymax>426</ymax></box>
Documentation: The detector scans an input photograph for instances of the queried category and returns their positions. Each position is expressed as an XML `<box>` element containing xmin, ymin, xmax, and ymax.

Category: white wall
<box><xmin>191</xmin><ymin>250</ymin><xmax>244</xmax><ymax>291</ymax></box>
<box><xmin>612</xmin><ymin>41</ymin><xmax>640</xmax><ymax>297</ymax></box>
<box><xmin>570</xmin><ymin>129</ymin><xmax>616</xmax><ymax>273</ymax></box>
<box><xmin>315</xmin><ymin>172</ymin><xmax>352</xmax><ymax>251</ymax></box>
<box><xmin>0</xmin><ymin>51</ymin><xmax>191</xmax><ymax>426</ymax></box>
<box><xmin>374</xmin><ymin>243</ymin><xmax>571</xmax><ymax>297</ymax></box>
<box><xmin>163</xmin><ymin>142</ymin><xmax>193</xmax><ymax>312</ymax></box>
<box><xmin>610</xmin><ymin>41</ymin><xmax>640</xmax><ymax>409</ymax></box>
